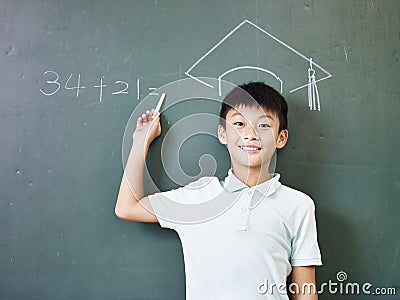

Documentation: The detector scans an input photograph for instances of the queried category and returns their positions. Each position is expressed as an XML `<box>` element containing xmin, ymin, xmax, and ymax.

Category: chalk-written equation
<box><xmin>39</xmin><ymin>71</ymin><xmax>163</xmax><ymax>103</ymax></box>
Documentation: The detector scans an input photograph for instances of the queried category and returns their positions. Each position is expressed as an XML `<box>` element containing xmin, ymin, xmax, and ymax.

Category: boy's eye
<box><xmin>233</xmin><ymin>122</ymin><xmax>244</xmax><ymax>126</ymax></box>
<box><xmin>259</xmin><ymin>124</ymin><xmax>271</xmax><ymax>128</ymax></box>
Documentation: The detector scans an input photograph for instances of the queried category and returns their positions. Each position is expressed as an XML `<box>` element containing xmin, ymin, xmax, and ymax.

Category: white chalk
<box><xmin>153</xmin><ymin>93</ymin><xmax>166</xmax><ymax>115</ymax></box>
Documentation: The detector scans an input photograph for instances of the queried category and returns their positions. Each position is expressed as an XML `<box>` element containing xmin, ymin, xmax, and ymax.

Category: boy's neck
<box><xmin>232</xmin><ymin>165</ymin><xmax>272</xmax><ymax>188</ymax></box>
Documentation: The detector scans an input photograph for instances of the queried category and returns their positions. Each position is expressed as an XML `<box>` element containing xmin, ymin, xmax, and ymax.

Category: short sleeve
<box><xmin>148</xmin><ymin>188</ymin><xmax>183</xmax><ymax>230</ymax></box>
<box><xmin>290</xmin><ymin>198</ymin><xmax>323</xmax><ymax>266</ymax></box>
<box><xmin>148</xmin><ymin>176</ymin><xmax>222</xmax><ymax>230</ymax></box>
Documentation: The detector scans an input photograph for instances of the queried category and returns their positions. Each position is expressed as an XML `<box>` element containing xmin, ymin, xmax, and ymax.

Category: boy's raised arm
<box><xmin>115</xmin><ymin>108</ymin><xmax>161</xmax><ymax>223</ymax></box>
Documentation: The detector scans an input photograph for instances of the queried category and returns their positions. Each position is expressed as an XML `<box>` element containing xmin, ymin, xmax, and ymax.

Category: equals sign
<box><xmin>148</xmin><ymin>88</ymin><xmax>159</xmax><ymax>96</ymax></box>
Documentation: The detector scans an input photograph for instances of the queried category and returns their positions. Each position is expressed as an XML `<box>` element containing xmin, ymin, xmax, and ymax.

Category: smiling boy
<box><xmin>115</xmin><ymin>82</ymin><xmax>322</xmax><ymax>299</ymax></box>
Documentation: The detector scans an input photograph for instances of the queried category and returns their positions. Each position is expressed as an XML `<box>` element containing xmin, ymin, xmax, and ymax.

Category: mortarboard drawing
<box><xmin>185</xmin><ymin>19</ymin><xmax>332</xmax><ymax>111</ymax></box>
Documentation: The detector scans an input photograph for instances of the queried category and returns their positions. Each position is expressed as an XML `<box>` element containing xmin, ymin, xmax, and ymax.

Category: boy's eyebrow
<box><xmin>230</xmin><ymin>112</ymin><xmax>275</xmax><ymax>120</ymax></box>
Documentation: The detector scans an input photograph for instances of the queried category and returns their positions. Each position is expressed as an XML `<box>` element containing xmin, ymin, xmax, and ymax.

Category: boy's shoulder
<box><xmin>274</xmin><ymin>182</ymin><xmax>315</xmax><ymax>210</ymax></box>
<box><xmin>157</xmin><ymin>175</ymin><xmax>222</xmax><ymax>205</ymax></box>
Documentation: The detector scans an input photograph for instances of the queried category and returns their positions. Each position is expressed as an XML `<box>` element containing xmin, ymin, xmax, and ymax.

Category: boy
<box><xmin>115</xmin><ymin>82</ymin><xmax>322</xmax><ymax>299</ymax></box>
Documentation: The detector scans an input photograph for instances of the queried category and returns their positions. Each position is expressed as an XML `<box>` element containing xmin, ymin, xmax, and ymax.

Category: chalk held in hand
<box><xmin>153</xmin><ymin>93</ymin><xmax>166</xmax><ymax>116</ymax></box>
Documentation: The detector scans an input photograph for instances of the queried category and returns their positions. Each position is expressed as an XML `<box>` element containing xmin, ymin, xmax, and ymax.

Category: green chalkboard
<box><xmin>1</xmin><ymin>0</ymin><xmax>399</xmax><ymax>299</ymax></box>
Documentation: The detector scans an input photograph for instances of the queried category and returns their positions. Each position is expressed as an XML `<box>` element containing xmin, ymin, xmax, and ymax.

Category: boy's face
<box><xmin>218</xmin><ymin>104</ymin><xmax>288</xmax><ymax>172</ymax></box>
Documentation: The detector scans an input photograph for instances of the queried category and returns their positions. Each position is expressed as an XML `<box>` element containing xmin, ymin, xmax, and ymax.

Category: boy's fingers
<box><xmin>153</xmin><ymin>111</ymin><xmax>160</xmax><ymax>119</ymax></box>
<box><xmin>136</xmin><ymin>110</ymin><xmax>159</xmax><ymax>127</ymax></box>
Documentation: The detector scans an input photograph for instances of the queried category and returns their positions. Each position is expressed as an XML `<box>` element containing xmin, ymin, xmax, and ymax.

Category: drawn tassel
<box><xmin>308</xmin><ymin>69</ymin><xmax>313</xmax><ymax>110</ymax></box>
<box><xmin>307</xmin><ymin>58</ymin><xmax>321</xmax><ymax>111</ymax></box>
<box><xmin>311</xmin><ymin>72</ymin><xmax>321</xmax><ymax>111</ymax></box>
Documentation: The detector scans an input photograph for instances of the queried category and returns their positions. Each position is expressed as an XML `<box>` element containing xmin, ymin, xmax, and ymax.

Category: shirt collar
<box><xmin>223</xmin><ymin>168</ymin><xmax>281</xmax><ymax>198</ymax></box>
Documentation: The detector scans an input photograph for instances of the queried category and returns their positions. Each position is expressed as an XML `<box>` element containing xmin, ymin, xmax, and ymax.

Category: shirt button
<box><xmin>241</xmin><ymin>207</ymin><xmax>248</xmax><ymax>213</ymax></box>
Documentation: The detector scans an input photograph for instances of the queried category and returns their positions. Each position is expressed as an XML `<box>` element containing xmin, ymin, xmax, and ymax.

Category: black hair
<box><xmin>219</xmin><ymin>81</ymin><xmax>288</xmax><ymax>132</ymax></box>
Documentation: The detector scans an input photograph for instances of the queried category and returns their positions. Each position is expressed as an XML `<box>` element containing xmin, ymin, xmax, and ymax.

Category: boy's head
<box><xmin>219</xmin><ymin>82</ymin><xmax>288</xmax><ymax>132</ymax></box>
<box><xmin>217</xmin><ymin>82</ymin><xmax>289</xmax><ymax>172</ymax></box>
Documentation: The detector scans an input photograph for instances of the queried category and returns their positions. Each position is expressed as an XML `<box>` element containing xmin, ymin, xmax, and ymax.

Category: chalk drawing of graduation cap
<box><xmin>185</xmin><ymin>19</ymin><xmax>332</xmax><ymax>111</ymax></box>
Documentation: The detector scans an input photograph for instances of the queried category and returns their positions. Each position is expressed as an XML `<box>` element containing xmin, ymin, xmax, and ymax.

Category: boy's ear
<box><xmin>218</xmin><ymin>125</ymin><xmax>227</xmax><ymax>145</ymax></box>
<box><xmin>276</xmin><ymin>129</ymin><xmax>289</xmax><ymax>149</ymax></box>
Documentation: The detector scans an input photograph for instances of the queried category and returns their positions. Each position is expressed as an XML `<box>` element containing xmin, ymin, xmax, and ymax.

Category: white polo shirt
<box><xmin>148</xmin><ymin>168</ymin><xmax>322</xmax><ymax>299</ymax></box>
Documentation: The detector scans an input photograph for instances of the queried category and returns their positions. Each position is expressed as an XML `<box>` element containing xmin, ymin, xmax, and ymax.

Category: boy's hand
<box><xmin>133</xmin><ymin>108</ymin><xmax>161</xmax><ymax>147</ymax></box>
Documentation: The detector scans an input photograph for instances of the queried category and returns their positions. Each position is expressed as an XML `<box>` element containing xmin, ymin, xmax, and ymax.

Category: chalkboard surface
<box><xmin>1</xmin><ymin>1</ymin><xmax>399</xmax><ymax>299</ymax></box>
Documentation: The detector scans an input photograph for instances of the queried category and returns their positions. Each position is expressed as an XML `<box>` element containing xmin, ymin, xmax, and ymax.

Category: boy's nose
<box><xmin>242</xmin><ymin>125</ymin><xmax>259</xmax><ymax>140</ymax></box>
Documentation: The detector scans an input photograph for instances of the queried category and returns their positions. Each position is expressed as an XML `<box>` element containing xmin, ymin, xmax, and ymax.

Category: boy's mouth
<box><xmin>239</xmin><ymin>145</ymin><xmax>262</xmax><ymax>153</ymax></box>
